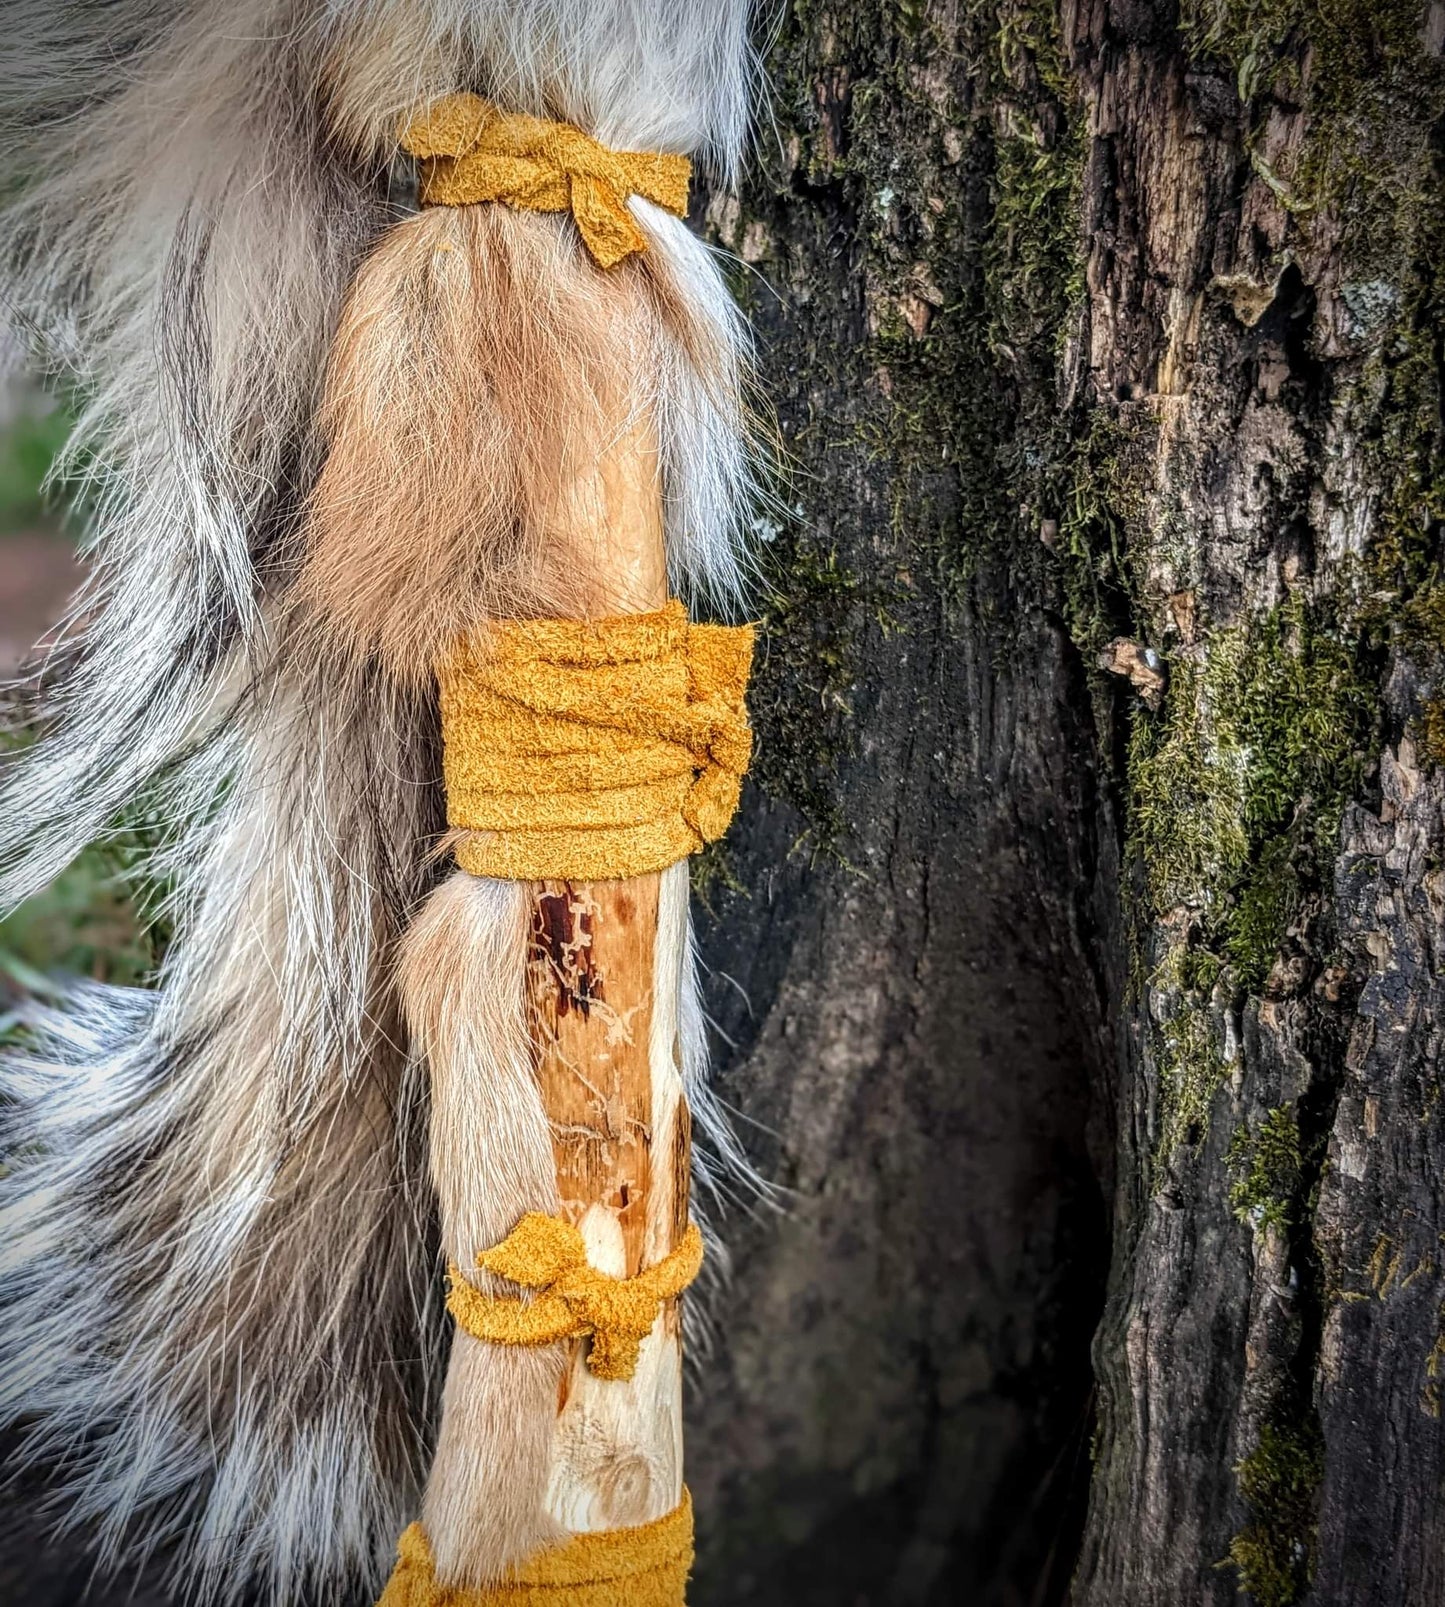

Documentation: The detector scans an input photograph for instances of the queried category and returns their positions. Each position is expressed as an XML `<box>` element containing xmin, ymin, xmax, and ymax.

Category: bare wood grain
<box><xmin>528</xmin><ymin>347</ymin><xmax>689</xmax><ymax>1533</ymax></box>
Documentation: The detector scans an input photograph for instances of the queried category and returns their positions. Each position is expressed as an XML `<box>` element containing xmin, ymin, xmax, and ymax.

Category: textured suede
<box><xmin>402</xmin><ymin>94</ymin><xmax>691</xmax><ymax>268</ymax></box>
<box><xmin>438</xmin><ymin>602</ymin><xmax>753</xmax><ymax>881</ymax></box>
<box><xmin>378</xmin><ymin>1494</ymin><xmax>694</xmax><ymax>1606</ymax></box>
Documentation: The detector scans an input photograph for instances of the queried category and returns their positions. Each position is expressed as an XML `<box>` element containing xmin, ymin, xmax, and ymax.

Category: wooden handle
<box><xmin>530</xmin><ymin>388</ymin><xmax>689</xmax><ymax>1531</ymax></box>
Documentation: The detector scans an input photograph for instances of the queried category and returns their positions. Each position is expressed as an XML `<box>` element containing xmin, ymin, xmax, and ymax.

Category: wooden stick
<box><xmin>527</xmin><ymin>405</ymin><xmax>691</xmax><ymax>1533</ymax></box>
<box><xmin>528</xmin><ymin>867</ymin><xmax>690</xmax><ymax>1531</ymax></box>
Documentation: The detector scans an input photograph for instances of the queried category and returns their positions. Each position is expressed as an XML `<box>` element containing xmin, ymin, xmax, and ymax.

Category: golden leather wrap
<box><xmin>377</xmin><ymin>1492</ymin><xmax>693</xmax><ymax>1606</ymax></box>
<box><xmin>401</xmin><ymin>93</ymin><xmax>691</xmax><ymax>268</ymax></box>
<box><xmin>447</xmin><ymin>1214</ymin><xmax>704</xmax><ymax>1383</ymax></box>
<box><xmin>438</xmin><ymin>603</ymin><xmax>753</xmax><ymax>883</ymax></box>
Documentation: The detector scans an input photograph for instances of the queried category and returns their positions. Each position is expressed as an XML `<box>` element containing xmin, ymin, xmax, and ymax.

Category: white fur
<box><xmin>0</xmin><ymin>647</ymin><xmax>449</xmax><ymax>1605</ymax></box>
<box><xmin>326</xmin><ymin>0</ymin><xmax>758</xmax><ymax>178</ymax></box>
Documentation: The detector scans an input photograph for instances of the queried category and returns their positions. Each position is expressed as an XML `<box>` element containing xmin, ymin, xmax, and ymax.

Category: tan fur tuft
<box><xmin>421</xmin><ymin>1337</ymin><xmax>568</xmax><ymax>1585</ymax></box>
<box><xmin>291</xmin><ymin>204</ymin><xmax>670</xmax><ymax>679</ymax></box>
<box><xmin>399</xmin><ymin>870</ymin><xmax>566</xmax><ymax>1582</ymax></box>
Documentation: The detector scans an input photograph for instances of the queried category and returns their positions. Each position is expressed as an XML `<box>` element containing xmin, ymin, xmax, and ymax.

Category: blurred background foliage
<box><xmin>0</xmin><ymin>403</ymin><xmax>69</xmax><ymax>536</ymax></box>
<box><xmin>0</xmin><ymin>367</ymin><xmax>157</xmax><ymax>1021</ymax></box>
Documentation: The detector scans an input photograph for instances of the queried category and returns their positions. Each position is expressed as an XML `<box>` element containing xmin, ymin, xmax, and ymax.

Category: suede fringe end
<box><xmin>439</xmin><ymin>602</ymin><xmax>753</xmax><ymax>882</ymax></box>
<box><xmin>401</xmin><ymin>94</ymin><xmax>692</xmax><ymax>268</ymax></box>
<box><xmin>378</xmin><ymin>1492</ymin><xmax>694</xmax><ymax>1606</ymax></box>
<box><xmin>448</xmin><ymin>1214</ymin><xmax>703</xmax><ymax>1382</ymax></box>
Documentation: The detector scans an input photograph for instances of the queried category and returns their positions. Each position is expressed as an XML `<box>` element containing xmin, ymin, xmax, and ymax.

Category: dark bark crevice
<box><xmin>689</xmin><ymin>5</ymin><xmax>1116</xmax><ymax>1604</ymax></box>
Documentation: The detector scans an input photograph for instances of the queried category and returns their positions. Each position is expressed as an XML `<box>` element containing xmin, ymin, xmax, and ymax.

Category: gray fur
<box><xmin>0</xmin><ymin>2</ymin><xmax>759</xmax><ymax>1601</ymax></box>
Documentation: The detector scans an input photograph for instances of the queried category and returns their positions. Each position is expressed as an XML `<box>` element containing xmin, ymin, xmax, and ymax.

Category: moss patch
<box><xmin>1181</xmin><ymin>0</ymin><xmax>1445</xmax><ymax>273</ymax></box>
<box><xmin>1223</xmin><ymin>834</ymin><xmax>1305</xmax><ymax>994</ymax></box>
<box><xmin>717</xmin><ymin>0</ymin><xmax>1093</xmax><ymax>857</ymax></box>
<box><xmin>1417</xmin><ymin>695</ymin><xmax>1445</xmax><ymax>768</ymax></box>
<box><xmin>1129</xmin><ymin>600</ymin><xmax>1375</xmax><ymax>923</ymax></box>
<box><xmin>862</xmin><ymin>0</ymin><xmax>1090</xmax><ymax>599</ymax></box>
<box><xmin>1361</xmin><ymin>155</ymin><xmax>1445</xmax><ymax>768</ymax></box>
<box><xmin>1225</xmin><ymin>1420</ymin><xmax>1326</xmax><ymax>1607</ymax></box>
<box><xmin>1227</xmin><ymin>1105</ymin><xmax>1305</xmax><ymax>1235</ymax></box>
<box><xmin>1130</xmin><ymin>600</ymin><xmax>1376</xmax><ymax>1159</ymax></box>
<box><xmin>1125</xmin><ymin>0</ymin><xmax>1445</xmax><ymax>1170</ymax></box>
<box><xmin>748</xmin><ymin>536</ymin><xmax>863</xmax><ymax>856</ymax></box>
<box><xmin>1157</xmin><ymin>992</ymin><xmax>1230</xmax><ymax>1161</ymax></box>
<box><xmin>1060</xmin><ymin>414</ymin><xmax>1151</xmax><ymax>677</ymax></box>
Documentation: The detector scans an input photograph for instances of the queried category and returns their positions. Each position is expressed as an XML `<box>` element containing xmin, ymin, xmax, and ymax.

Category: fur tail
<box><xmin>0</xmin><ymin>3</ymin><xmax>759</xmax><ymax>1602</ymax></box>
<box><xmin>0</xmin><ymin>648</ymin><xmax>449</xmax><ymax>1604</ymax></box>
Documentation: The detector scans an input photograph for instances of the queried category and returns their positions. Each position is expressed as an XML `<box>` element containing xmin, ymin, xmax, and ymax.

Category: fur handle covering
<box><xmin>0</xmin><ymin>3</ymin><xmax>761</xmax><ymax>1604</ymax></box>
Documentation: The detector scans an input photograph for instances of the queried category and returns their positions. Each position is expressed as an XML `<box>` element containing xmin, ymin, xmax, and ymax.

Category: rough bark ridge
<box><xmin>1064</xmin><ymin>4</ymin><xmax>1445</xmax><ymax>1605</ymax></box>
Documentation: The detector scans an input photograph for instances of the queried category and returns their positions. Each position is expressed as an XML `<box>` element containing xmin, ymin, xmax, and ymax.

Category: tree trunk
<box><xmin>687</xmin><ymin>4</ymin><xmax>1114</xmax><ymax>1603</ymax></box>
<box><xmin>688</xmin><ymin>3</ymin><xmax>1445</xmax><ymax>1606</ymax></box>
<box><xmin>1064</xmin><ymin>5</ymin><xmax>1445</xmax><ymax>1604</ymax></box>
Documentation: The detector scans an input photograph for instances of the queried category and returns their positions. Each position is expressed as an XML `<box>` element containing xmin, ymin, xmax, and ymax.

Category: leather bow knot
<box><xmin>447</xmin><ymin>1212</ymin><xmax>705</xmax><ymax>1381</ymax></box>
<box><xmin>402</xmin><ymin>93</ymin><xmax>692</xmax><ymax>268</ymax></box>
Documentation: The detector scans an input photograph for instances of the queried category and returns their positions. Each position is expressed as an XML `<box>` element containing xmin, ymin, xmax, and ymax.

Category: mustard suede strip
<box><xmin>447</xmin><ymin>1215</ymin><xmax>704</xmax><ymax>1383</ymax></box>
<box><xmin>377</xmin><ymin>1492</ymin><xmax>694</xmax><ymax>1607</ymax></box>
<box><xmin>400</xmin><ymin>93</ymin><xmax>692</xmax><ymax>269</ymax></box>
<box><xmin>438</xmin><ymin>602</ymin><xmax>753</xmax><ymax>883</ymax></box>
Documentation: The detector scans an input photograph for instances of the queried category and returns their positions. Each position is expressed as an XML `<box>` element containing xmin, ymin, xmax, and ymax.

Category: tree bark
<box><xmin>688</xmin><ymin>2</ymin><xmax>1445</xmax><ymax>1606</ymax></box>
<box><xmin>1064</xmin><ymin>5</ymin><xmax>1445</xmax><ymax>1604</ymax></box>
<box><xmin>687</xmin><ymin>4</ymin><xmax>1114</xmax><ymax>1603</ymax></box>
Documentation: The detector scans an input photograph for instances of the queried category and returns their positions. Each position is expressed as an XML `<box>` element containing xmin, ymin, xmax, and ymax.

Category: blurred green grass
<box><xmin>0</xmin><ymin>843</ymin><xmax>161</xmax><ymax>998</ymax></box>
<box><xmin>0</xmin><ymin>403</ymin><xmax>70</xmax><ymax>536</ymax></box>
<box><xmin>0</xmin><ymin>388</ymin><xmax>158</xmax><ymax>1005</ymax></box>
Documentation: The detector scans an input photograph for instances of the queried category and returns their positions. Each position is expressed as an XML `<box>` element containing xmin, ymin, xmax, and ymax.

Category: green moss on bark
<box><xmin>1227</xmin><ymin>1105</ymin><xmax>1305</xmax><ymax>1234</ymax></box>
<box><xmin>1417</xmin><ymin>695</ymin><xmax>1445</xmax><ymax>767</ymax></box>
<box><xmin>1122</xmin><ymin>6</ymin><xmax>1445</xmax><ymax>1153</ymax></box>
<box><xmin>1181</xmin><ymin>0</ymin><xmax>1445</xmax><ymax>272</ymax></box>
<box><xmin>1155</xmin><ymin>983</ymin><xmax>1230</xmax><ymax>1161</ymax></box>
<box><xmin>864</xmin><ymin>0</ymin><xmax>1088</xmax><ymax>597</ymax></box>
<box><xmin>1130</xmin><ymin>601</ymin><xmax>1376</xmax><ymax>1158</ymax></box>
<box><xmin>1129</xmin><ymin>601</ymin><xmax>1375</xmax><ymax>920</ymax></box>
<box><xmin>713</xmin><ymin>0</ymin><xmax>1090</xmax><ymax>858</ymax></box>
<box><xmin>1061</xmin><ymin>414</ymin><xmax>1151</xmax><ymax>678</ymax></box>
<box><xmin>1225</xmin><ymin>1420</ymin><xmax>1326</xmax><ymax>1607</ymax></box>
<box><xmin>749</xmin><ymin>538</ymin><xmax>862</xmax><ymax>853</ymax></box>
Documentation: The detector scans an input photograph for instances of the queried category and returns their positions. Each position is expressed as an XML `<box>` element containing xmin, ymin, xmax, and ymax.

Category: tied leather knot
<box><xmin>401</xmin><ymin>92</ymin><xmax>692</xmax><ymax>268</ymax></box>
<box><xmin>438</xmin><ymin>601</ymin><xmax>754</xmax><ymax>883</ymax></box>
<box><xmin>446</xmin><ymin>1213</ymin><xmax>704</xmax><ymax>1382</ymax></box>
